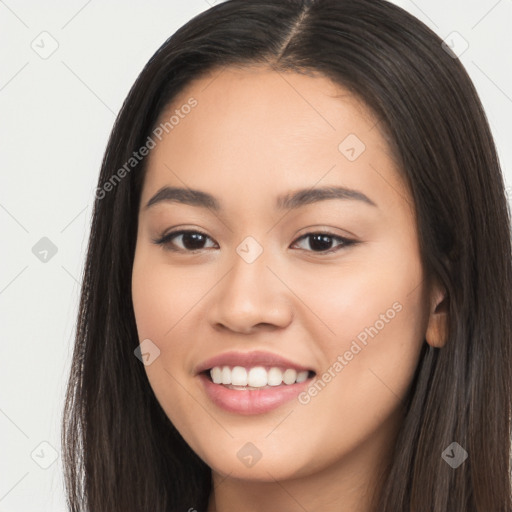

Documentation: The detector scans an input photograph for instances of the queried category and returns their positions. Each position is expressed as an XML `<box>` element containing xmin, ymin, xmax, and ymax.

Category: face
<box><xmin>131</xmin><ymin>66</ymin><xmax>441</xmax><ymax>485</ymax></box>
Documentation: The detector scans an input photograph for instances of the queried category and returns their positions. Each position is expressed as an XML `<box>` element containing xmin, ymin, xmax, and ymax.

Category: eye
<box><xmin>152</xmin><ymin>229</ymin><xmax>357</xmax><ymax>255</ymax></box>
<box><xmin>291</xmin><ymin>232</ymin><xmax>356</xmax><ymax>254</ymax></box>
<box><xmin>153</xmin><ymin>230</ymin><xmax>216</xmax><ymax>252</ymax></box>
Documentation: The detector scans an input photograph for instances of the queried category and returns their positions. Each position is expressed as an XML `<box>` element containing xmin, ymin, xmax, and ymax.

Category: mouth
<box><xmin>198</xmin><ymin>366</ymin><xmax>316</xmax><ymax>415</ymax></box>
<box><xmin>201</xmin><ymin>366</ymin><xmax>317</xmax><ymax>390</ymax></box>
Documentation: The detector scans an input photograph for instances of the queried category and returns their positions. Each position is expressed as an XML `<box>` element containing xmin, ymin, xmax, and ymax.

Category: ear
<box><xmin>425</xmin><ymin>278</ymin><xmax>449</xmax><ymax>348</ymax></box>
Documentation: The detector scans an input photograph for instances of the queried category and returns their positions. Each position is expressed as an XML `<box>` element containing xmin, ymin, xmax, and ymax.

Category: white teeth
<box><xmin>231</xmin><ymin>366</ymin><xmax>247</xmax><ymax>386</ymax></box>
<box><xmin>209</xmin><ymin>365</ymin><xmax>311</xmax><ymax>387</ymax></box>
<box><xmin>211</xmin><ymin>366</ymin><xmax>222</xmax><ymax>383</ymax></box>
<box><xmin>248</xmin><ymin>367</ymin><xmax>267</xmax><ymax>387</ymax></box>
<box><xmin>283</xmin><ymin>369</ymin><xmax>297</xmax><ymax>385</ymax></box>
<box><xmin>267</xmin><ymin>367</ymin><xmax>283</xmax><ymax>386</ymax></box>
<box><xmin>221</xmin><ymin>366</ymin><xmax>231</xmax><ymax>385</ymax></box>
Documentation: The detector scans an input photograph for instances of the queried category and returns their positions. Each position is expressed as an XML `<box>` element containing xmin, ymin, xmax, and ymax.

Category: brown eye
<box><xmin>153</xmin><ymin>230</ymin><xmax>217</xmax><ymax>252</ymax></box>
<box><xmin>292</xmin><ymin>232</ymin><xmax>355</xmax><ymax>254</ymax></box>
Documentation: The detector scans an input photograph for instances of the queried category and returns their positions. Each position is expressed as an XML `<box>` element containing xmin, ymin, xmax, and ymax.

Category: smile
<box><xmin>199</xmin><ymin>366</ymin><xmax>316</xmax><ymax>415</ymax></box>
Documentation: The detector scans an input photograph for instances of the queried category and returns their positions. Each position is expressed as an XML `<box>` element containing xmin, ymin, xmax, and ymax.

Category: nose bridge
<box><xmin>208</xmin><ymin>234</ymin><xmax>292</xmax><ymax>332</ymax></box>
<box><xmin>225</xmin><ymin>234</ymin><xmax>275</xmax><ymax>304</ymax></box>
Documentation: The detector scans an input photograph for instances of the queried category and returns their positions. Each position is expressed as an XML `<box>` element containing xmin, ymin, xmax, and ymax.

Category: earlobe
<box><xmin>425</xmin><ymin>281</ymin><xmax>449</xmax><ymax>348</ymax></box>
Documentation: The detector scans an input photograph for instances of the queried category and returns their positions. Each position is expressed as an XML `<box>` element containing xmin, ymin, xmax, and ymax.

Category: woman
<box><xmin>61</xmin><ymin>0</ymin><xmax>512</xmax><ymax>510</ymax></box>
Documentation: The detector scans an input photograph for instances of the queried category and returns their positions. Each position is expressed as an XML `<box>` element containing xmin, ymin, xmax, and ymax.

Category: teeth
<box><xmin>232</xmin><ymin>366</ymin><xmax>248</xmax><ymax>386</ymax></box>
<box><xmin>267</xmin><ymin>367</ymin><xmax>283</xmax><ymax>386</ymax></box>
<box><xmin>209</xmin><ymin>365</ymin><xmax>310</xmax><ymax>387</ymax></box>
<box><xmin>221</xmin><ymin>366</ymin><xmax>231</xmax><ymax>385</ymax></box>
<box><xmin>248</xmin><ymin>367</ymin><xmax>267</xmax><ymax>387</ymax></box>
<box><xmin>211</xmin><ymin>366</ymin><xmax>222</xmax><ymax>383</ymax></box>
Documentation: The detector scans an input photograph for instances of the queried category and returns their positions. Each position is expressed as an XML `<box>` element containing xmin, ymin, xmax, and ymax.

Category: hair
<box><xmin>61</xmin><ymin>0</ymin><xmax>512</xmax><ymax>510</ymax></box>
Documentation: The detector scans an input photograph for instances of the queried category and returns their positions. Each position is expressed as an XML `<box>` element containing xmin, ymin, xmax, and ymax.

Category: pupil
<box><xmin>310</xmin><ymin>234</ymin><xmax>332</xmax><ymax>251</ymax></box>
<box><xmin>183</xmin><ymin>233</ymin><xmax>205</xmax><ymax>250</ymax></box>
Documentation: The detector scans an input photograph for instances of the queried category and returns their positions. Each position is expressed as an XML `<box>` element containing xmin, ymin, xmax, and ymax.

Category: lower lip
<box><xmin>198</xmin><ymin>372</ymin><xmax>314</xmax><ymax>415</ymax></box>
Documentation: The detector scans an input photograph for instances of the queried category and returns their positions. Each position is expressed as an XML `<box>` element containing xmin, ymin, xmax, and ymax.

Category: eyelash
<box><xmin>152</xmin><ymin>229</ymin><xmax>357</xmax><ymax>255</ymax></box>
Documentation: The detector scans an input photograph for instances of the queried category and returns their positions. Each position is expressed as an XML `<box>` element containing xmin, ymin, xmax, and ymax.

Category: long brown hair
<box><xmin>61</xmin><ymin>0</ymin><xmax>512</xmax><ymax>510</ymax></box>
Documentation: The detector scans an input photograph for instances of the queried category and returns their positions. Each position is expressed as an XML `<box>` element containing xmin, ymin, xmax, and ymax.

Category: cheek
<box><xmin>293</xmin><ymin>247</ymin><xmax>427</xmax><ymax>445</ymax></box>
<box><xmin>290</xmin><ymin>244</ymin><xmax>426</xmax><ymax>356</ymax></box>
<box><xmin>302</xmin><ymin>296</ymin><xmax>425</xmax><ymax>463</ymax></box>
<box><xmin>131</xmin><ymin>249</ymin><xmax>189</xmax><ymax>393</ymax></box>
<box><xmin>131</xmin><ymin>248</ymin><xmax>207</xmax><ymax>341</ymax></box>
<box><xmin>131</xmin><ymin>250</ymin><xmax>215</xmax><ymax>396</ymax></box>
<box><xmin>131</xmin><ymin>252</ymin><xmax>203</xmax><ymax>434</ymax></box>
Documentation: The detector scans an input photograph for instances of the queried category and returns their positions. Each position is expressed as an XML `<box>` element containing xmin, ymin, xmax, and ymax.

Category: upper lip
<box><xmin>195</xmin><ymin>350</ymin><xmax>316</xmax><ymax>375</ymax></box>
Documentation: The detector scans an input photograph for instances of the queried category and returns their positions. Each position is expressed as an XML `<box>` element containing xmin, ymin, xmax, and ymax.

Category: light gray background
<box><xmin>1</xmin><ymin>1</ymin><xmax>511</xmax><ymax>510</ymax></box>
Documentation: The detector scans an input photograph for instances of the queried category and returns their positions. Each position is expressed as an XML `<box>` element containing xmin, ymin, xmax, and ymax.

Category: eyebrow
<box><xmin>144</xmin><ymin>185</ymin><xmax>377</xmax><ymax>211</ymax></box>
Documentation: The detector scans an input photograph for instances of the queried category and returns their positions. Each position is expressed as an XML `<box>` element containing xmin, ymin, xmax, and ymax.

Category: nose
<box><xmin>207</xmin><ymin>246</ymin><xmax>293</xmax><ymax>335</ymax></box>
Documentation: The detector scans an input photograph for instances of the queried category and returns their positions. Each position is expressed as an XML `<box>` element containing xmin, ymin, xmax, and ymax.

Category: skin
<box><xmin>131</xmin><ymin>66</ymin><xmax>447</xmax><ymax>512</ymax></box>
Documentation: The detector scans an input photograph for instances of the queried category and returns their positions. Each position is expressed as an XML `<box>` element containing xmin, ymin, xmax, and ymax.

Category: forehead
<box><xmin>140</xmin><ymin>66</ymin><xmax>410</xmax><ymax>217</ymax></box>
